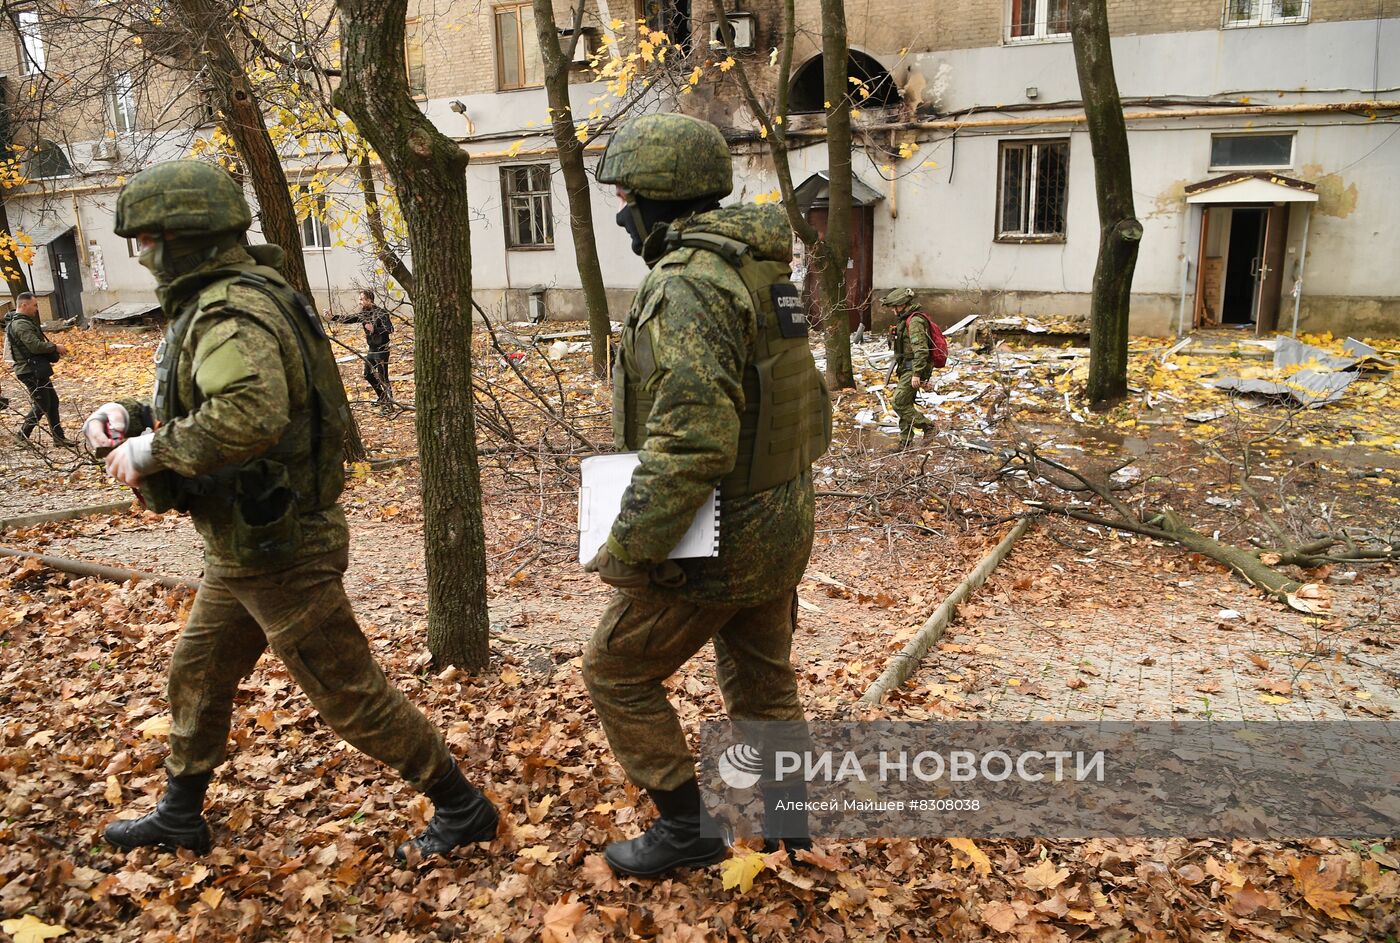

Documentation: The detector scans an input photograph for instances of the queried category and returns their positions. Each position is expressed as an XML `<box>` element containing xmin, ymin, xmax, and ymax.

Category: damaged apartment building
<box><xmin>2</xmin><ymin>0</ymin><xmax>1397</xmax><ymax>337</ymax></box>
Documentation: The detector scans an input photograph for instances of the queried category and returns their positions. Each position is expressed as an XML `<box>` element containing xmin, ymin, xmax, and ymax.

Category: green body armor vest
<box><xmin>140</xmin><ymin>264</ymin><xmax>350</xmax><ymax>561</ymax></box>
<box><xmin>617</xmin><ymin>231</ymin><xmax>832</xmax><ymax>499</ymax></box>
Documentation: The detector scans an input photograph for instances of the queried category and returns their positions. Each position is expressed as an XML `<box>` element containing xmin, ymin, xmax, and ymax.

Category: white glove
<box><xmin>84</xmin><ymin>402</ymin><xmax>130</xmax><ymax>450</ymax></box>
<box><xmin>104</xmin><ymin>432</ymin><xmax>157</xmax><ymax>487</ymax></box>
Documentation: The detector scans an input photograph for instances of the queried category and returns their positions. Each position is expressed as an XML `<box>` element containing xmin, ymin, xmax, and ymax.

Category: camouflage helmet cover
<box><xmin>597</xmin><ymin>113</ymin><xmax>733</xmax><ymax>202</ymax></box>
<box><xmin>114</xmin><ymin>160</ymin><xmax>253</xmax><ymax>238</ymax></box>
<box><xmin>882</xmin><ymin>287</ymin><xmax>916</xmax><ymax>307</ymax></box>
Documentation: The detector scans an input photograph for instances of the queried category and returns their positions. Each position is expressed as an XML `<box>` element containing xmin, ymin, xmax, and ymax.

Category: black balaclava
<box><xmin>615</xmin><ymin>193</ymin><xmax>721</xmax><ymax>259</ymax></box>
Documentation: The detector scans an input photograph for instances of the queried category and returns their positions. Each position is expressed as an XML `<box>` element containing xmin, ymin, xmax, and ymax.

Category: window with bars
<box><xmin>997</xmin><ymin>139</ymin><xmax>1069</xmax><ymax>241</ymax></box>
<box><xmin>108</xmin><ymin>72</ymin><xmax>137</xmax><ymax>134</ymax></box>
<box><xmin>17</xmin><ymin>10</ymin><xmax>44</xmax><ymax>74</ymax></box>
<box><xmin>1006</xmin><ymin>0</ymin><xmax>1068</xmax><ymax>42</ymax></box>
<box><xmin>501</xmin><ymin>165</ymin><xmax>554</xmax><ymax>249</ymax></box>
<box><xmin>495</xmin><ymin>3</ymin><xmax>542</xmax><ymax>91</ymax></box>
<box><xmin>406</xmin><ymin>18</ymin><xmax>427</xmax><ymax>98</ymax></box>
<box><xmin>1223</xmin><ymin>0</ymin><xmax>1309</xmax><ymax>27</ymax></box>
<box><xmin>297</xmin><ymin>185</ymin><xmax>332</xmax><ymax>249</ymax></box>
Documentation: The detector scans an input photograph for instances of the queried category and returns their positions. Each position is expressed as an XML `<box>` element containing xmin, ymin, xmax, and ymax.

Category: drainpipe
<box><xmin>1175</xmin><ymin>207</ymin><xmax>1192</xmax><ymax>337</ymax></box>
<box><xmin>1290</xmin><ymin>206</ymin><xmax>1312</xmax><ymax>337</ymax></box>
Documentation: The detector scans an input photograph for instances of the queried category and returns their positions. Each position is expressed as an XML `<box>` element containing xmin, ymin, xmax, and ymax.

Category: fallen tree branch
<box><xmin>859</xmin><ymin>515</ymin><xmax>1035</xmax><ymax>704</ymax></box>
<box><xmin>0</xmin><ymin>546</ymin><xmax>200</xmax><ymax>591</ymax></box>
<box><xmin>0</xmin><ymin>500</ymin><xmax>135</xmax><ymax>532</ymax></box>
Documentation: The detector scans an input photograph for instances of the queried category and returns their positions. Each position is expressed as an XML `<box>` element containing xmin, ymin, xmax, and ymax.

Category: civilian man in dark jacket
<box><xmin>5</xmin><ymin>292</ymin><xmax>74</xmax><ymax>447</ymax></box>
<box><xmin>330</xmin><ymin>289</ymin><xmax>393</xmax><ymax>410</ymax></box>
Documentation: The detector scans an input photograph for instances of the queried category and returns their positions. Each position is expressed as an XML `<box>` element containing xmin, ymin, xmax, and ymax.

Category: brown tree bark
<box><xmin>334</xmin><ymin>0</ymin><xmax>491</xmax><ymax>670</ymax></box>
<box><xmin>818</xmin><ymin>0</ymin><xmax>855</xmax><ymax>389</ymax></box>
<box><xmin>534</xmin><ymin>0</ymin><xmax>612</xmax><ymax>378</ymax></box>
<box><xmin>1069</xmin><ymin>0</ymin><xmax>1142</xmax><ymax>407</ymax></box>
<box><xmin>167</xmin><ymin>0</ymin><xmax>313</xmax><ymax>301</ymax></box>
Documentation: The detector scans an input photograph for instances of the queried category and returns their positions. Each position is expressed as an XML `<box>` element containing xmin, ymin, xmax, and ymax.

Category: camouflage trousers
<box><xmin>892</xmin><ymin>371</ymin><xmax>933</xmax><ymax>445</ymax></box>
<box><xmin>165</xmin><ymin>547</ymin><xmax>453</xmax><ymax>791</ymax></box>
<box><xmin>583</xmin><ymin>587</ymin><xmax>808</xmax><ymax>791</ymax></box>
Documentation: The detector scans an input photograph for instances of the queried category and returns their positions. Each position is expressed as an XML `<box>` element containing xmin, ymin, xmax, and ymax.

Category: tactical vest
<box><xmin>141</xmin><ymin>264</ymin><xmax>350</xmax><ymax>558</ymax></box>
<box><xmin>616</xmin><ymin>231</ymin><xmax>832</xmax><ymax>499</ymax></box>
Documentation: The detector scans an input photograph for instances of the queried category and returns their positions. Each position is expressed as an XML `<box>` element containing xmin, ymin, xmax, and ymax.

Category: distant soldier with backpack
<box><xmin>331</xmin><ymin>289</ymin><xmax>394</xmax><ymax>411</ymax></box>
<box><xmin>882</xmin><ymin>288</ymin><xmax>947</xmax><ymax>449</ymax></box>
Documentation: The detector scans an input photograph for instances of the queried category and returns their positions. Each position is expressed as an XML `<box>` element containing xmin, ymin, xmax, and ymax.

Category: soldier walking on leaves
<box><xmin>86</xmin><ymin>161</ymin><xmax>496</xmax><ymax>862</ymax></box>
<box><xmin>329</xmin><ymin>289</ymin><xmax>394</xmax><ymax>411</ymax></box>
<box><xmin>883</xmin><ymin>287</ymin><xmax>946</xmax><ymax>449</ymax></box>
<box><xmin>583</xmin><ymin>114</ymin><xmax>832</xmax><ymax>877</ymax></box>
<box><xmin>6</xmin><ymin>291</ymin><xmax>75</xmax><ymax>447</ymax></box>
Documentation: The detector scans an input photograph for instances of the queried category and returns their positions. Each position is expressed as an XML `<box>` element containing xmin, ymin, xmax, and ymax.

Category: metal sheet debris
<box><xmin>1209</xmin><ymin>336</ymin><xmax>1365</xmax><ymax>408</ymax></box>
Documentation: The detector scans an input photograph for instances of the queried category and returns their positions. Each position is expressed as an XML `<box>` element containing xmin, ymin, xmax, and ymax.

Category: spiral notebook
<box><xmin>578</xmin><ymin>452</ymin><xmax>720</xmax><ymax>565</ymax></box>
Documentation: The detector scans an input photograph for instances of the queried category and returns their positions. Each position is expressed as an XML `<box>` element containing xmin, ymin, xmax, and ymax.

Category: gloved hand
<box><xmin>83</xmin><ymin>402</ymin><xmax>130</xmax><ymax>450</ymax></box>
<box><xmin>105</xmin><ymin>432</ymin><xmax>157</xmax><ymax>487</ymax></box>
<box><xmin>584</xmin><ymin>541</ymin><xmax>650</xmax><ymax>589</ymax></box>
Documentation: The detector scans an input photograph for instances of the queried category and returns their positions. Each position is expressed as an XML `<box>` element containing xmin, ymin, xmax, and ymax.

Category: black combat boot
<box><xmin>395</xmin><ymin>765</ymin><xmax>498</xmax><ymax>863</ymax></box>
<box><xmin>104</xmin><ymin>772</ymin><xmax>212</xmax><ymax>854</ymax></box>
<box><xmin>604</xmin><ymin>778</ymin><xmax>728</xmax><ymax>877</ymax></box>
<box><xmin>761</xmin><ymin>783</ymin><xmax>813</xmax><ymax>857</ymax></box>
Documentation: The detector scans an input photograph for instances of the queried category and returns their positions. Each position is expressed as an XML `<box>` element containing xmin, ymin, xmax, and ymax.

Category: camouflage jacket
<box><xmin>610</xmin><ymin>204</ymin><xmax>816</xmax><ymax>607</ymax></box>
<box><xmin>894</xmin><ymin>309</ymin><xmax>934</xmax><ymax>378</ymax></box>
<box><xmin>120</xmin><ymin>244</ymin><xmax>348</xmax><ymax>575</ymax></box>
<box><xmin>5</xmin><ymin>311</ymin><xmax>59</xmax><ymax>379</ymax></box>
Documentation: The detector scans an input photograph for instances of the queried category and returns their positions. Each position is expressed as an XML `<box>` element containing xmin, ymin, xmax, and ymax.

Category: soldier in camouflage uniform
<box><xmin>86</xmin><ymin>161</ymin><xmax>496</xmax><ymax>862</ymax></box>
<box><xmin>883</xmin><ymin>287</ymin><xmax>935</xmax><ymax>448</ymax></box>
<box><xmin>584</xmin><ymin>114</ymin><xmax>832</xmax><ymax>877</ymax></box>
<box><xmin>6</xmin><ymin>291</ymin><xmax>75</xmax><ymax>447</ymax></box>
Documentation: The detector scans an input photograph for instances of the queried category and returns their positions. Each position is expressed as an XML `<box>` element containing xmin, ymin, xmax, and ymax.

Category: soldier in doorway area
<box><xmin>6</xmin><ymin>291</ymin><xmax>75</xmax><ymax>447</ymax></box>
<box><xmin>882</xmin><ymin>287</ymin><xmax>946</xmax><ymax>449</ymax></box>
<box><xmin>584</xmin><ymin>113</ymin><xmax>832</xmax><ymax>877</ymax></box>
<box><xmin>85</xmin><ymin>160</ymin><xmax>497</xmax><ymax>861</ymax></box>
<box><xmin>330</xmin><ymin>289</ymin><xmax>394</xmax><ymax>410</ymax></box>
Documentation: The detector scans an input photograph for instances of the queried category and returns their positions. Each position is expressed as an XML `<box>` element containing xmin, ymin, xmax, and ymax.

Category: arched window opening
<box><xmin>788</xmin><ymin>50</ymin><xmax>902</xmax><ymax>114</ymax></box>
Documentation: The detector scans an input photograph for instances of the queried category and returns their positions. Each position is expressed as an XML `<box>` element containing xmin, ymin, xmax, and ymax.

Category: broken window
<box><xmin>1006</xmin><ymin>0</ymin><xmax>1068</xmax><ymax>42</ymax></box>
<box><xmin>501</xmin><ymin>164</ymin><xmax>554</xmax><ymax>249</ymax></box>
<box><xmin>17</xmin><ymin>10</ymin><xmax>44</xmax><ymax>74</ymax></box>
<box><xmin>1223</xmin><ymin>0</ymin><xmax>1309</xmax><ymax>27</ymax></box>
<box><xmin>405</xmin><ymin>17</ymin><xmax>427</xmax><ymax>98</ymax></box>
<box><xmin>1209</xmin><ymin>132</ymin><xmax>1294</xmax><ymax>169</ymax></box>
<box><xmin>26</xmin><ymin>140</ymin><xmax>71</xmax><ymax>179</ymax></box>
<box><xmin>997</xmin><ymin>139</ymin><xmax>1069</xmax><ymax>241</ymax></box>
<box><xmin>644</xmin><ymin>0</ymin><xmax>691</xmax><ymax>50</ymax></box>
<box><xmin>494</xmin><ymin>3</ymin><xmax>542</xmax><ymax>91</ymax></box>
<box><xmin>108</xmin><ymin>72</ymin><xmax>137</xmax><ymax>134</ymax></box>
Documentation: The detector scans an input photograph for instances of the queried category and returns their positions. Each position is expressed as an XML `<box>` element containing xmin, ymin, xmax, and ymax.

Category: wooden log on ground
<box><xmin>0</xmin><ymin>500</ymin><xmax>135</xmax><ymax>532</ymax></box>
<box><xmin>0</xmin><ymin>546</ymin><xmax>200</xmax><ymax>591</ymax></box>
<box><xmin>859</xmin><ymin>515</ymin><xmax>1034</xmax><ymax>705</ymax></box>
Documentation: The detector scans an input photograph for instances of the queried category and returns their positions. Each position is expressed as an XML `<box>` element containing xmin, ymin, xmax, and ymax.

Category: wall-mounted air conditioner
<box><xmin>709</xmin><ymin>12</ymin><xmax>755</xmax><ymax>51</ymax></box>
<box><xmin>559</xmin><ymin>28</ymin><xmax>594</xmax><ymax>64</ymax></box>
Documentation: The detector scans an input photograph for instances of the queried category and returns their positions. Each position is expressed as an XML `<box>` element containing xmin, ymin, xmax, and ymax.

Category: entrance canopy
<box><xmin>1185</xmin><ymin>171</ymin><xmax>1319</xmax><ymax>204</ymax></box>
<box><xmin>792</xmin><ymin>171</ymin><xmax>884</xmax><ymax>211</ymax></box>
<box><xmin>19</xmin><ymin>222</ymin><xmax>76</xmax><ymax>247</ymax></box>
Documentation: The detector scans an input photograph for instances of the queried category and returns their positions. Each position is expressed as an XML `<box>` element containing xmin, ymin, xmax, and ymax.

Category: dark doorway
<box><xmin>789</xmin><ymin>50</ymin><xmax>901</xmax><ymax>114</ymax></box>
<box><xmin>1221</xmin><ymin>208</ymin><xmax>1264</xmax><ymax>325</ymax></box>
<box><xmin>47</xmin><ymin>230</ymin><xmax>83</xmax><ymax>322</ymax></box>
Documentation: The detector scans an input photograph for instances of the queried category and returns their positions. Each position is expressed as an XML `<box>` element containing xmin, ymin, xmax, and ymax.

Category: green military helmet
<box><xmin>597</xmin><ymin>113</ymin><xmax>733</xmax><ymax>202</ymax></box>
<box><xmin>881</xmin><ymin>287</ymin><xmax>916</xmax><ymax>307</ymax></box>
<box><xmin>114</xmin><ymin>160</ymin><xmax>253</xmax><ymax>238</ymax></box>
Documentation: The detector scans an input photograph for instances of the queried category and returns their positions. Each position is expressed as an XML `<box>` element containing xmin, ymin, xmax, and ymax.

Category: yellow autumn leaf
<box><xmin>506</xmin><ymin>140</ymin><xmax>524</xmax><ymax>158</ymax></box>
<box><xmin>1258</xmin><ymin>693</ymin><xmax>1291</xmax><ymax>705</ymax></box>
<box><xmin>718</xmin><ymin>57</ymin><xmax>735</xmax><ymax>72</ymax></box>
<box><xmin>720</xmin><ymin>851</ymin><xmax>767</xmax><ymax>893</ymax></box>
<box><xmin>1</xmin><ymin>915</ymin><xmax>69</xmax><ymax>943</ymax></box>
<box><xmin>135</xmin><ymin>714</ymin><xmax>172</xmax><ymax>739</ymax></box>
<box><xmin>199</xmin><ymin>887</ymin><xmax>224</xmax><ymax>909</ymax></box>
<box><xmin>948</xmin><ymin>837</ymin><xmax>992</xmax><ymax>875</ymax></box>
<box><xmin>608</xmin><ymin>17</ymin><xmax>623</xmax><ymax>29</ymax></box>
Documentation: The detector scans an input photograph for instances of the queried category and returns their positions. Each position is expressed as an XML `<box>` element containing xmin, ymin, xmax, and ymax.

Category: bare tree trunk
<box><xmin>334</xmin><ymin>0</ymin><xmax>491</xmax><ymax>670</ymax></box>
<box><xmin>1069</xmin><ymin>0</ymin><xmax>1142</xmax><ymax>407</ymax></box>
<box><xmin>168</xmin><ymin>0</ymin><xmax>313</xmax><ymax>300</ymax></box>
<box><xmin>534</xmin><ymin>0</ymin><xmax>611</xmax><ymax>378</ymax></box>
<box><xmin>355</xmin><ymin>153</ymin><xmax>416</xmax><ymax>295</ymax></box>
<box><xmin>819</xmin><ymin>0</ymin><xmax>855</xmax><ymax>390</ymax></box>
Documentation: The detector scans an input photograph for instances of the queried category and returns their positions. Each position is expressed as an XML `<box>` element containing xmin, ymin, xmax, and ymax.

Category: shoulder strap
<box><xmin>671</xmin><ymin>231</ymin><xmax>752</xmax><ymax>266</ymax></box>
